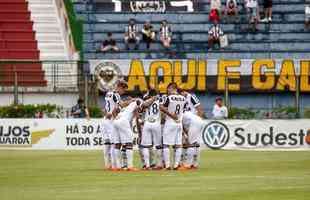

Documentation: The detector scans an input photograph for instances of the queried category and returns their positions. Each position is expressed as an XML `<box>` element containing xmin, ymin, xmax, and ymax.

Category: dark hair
<box><xmin>215</xmin><ymin>97</ymin><xmax>223</xmax><ymax>102</ymax></box>
<box><xmin>107</xmin><ymin>32</ymin><xmax>112</xmax><ymax>37</ymax></box>
<box><xmin>77</xmin><ymin>98</ymin><xmax>84</xmax><ymax>104</ymax></box>
<box><xmin>116</xmin><ymin>80</ymin><xmax>128</xmax><ymax>89</ymax></box>
<box><xmin>167</xmin><ymin>82</ymin><xmax>177</xmax><ymax>90</ymax></box>
<box><xmin>148</xmin><ymin>89</ymin><xmax>157</xmax><ymax>97</ymax></box>
<box><xmin>177</xmin><ymin>87</ymin><xmax>186</xmax><ymax>94</ymax></box>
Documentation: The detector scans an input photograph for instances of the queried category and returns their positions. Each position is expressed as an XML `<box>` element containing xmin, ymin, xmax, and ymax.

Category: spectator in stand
<box><xmin>124</xmin><ymin>18</ymin><xmax>140</xmax><ymax>50</ymax></box>
<box><xmin>261</xmin><ymin>0</ymin><xmax>273</xmax><ymax>22</ymax></box>
<box><xmin>71</xmin><ymin>98</ymin><xmax>90</xmax><ymax>119</ymax></box>
<box><xmin>212</xmin><ymin>97</ymin><xmax>228</xmax><ymax>119</ymax></box>
<box><xmin>245</xmin><ymin>0</ymin><xmax>259</xmax><ymax>31</ymax></box>
<box><xmin>100</xmin><ymin>32</ymin><xmax>119</xmax><ymax>52</ymax></box>
<box><xmin>209</xmin><ymin>0</ymin><xmax>222</xmax><ymax>23</ymax></box>
<box><xmin>208</xmin><ymin>20</ymin><xmax>224</xmax><ymax>50</ymax></box>
<box><xmin>225</xmin><ymin>0</ymin><xmax>238</xmax><ymax>22</ymax></box>
<box><xmin>159</xmin><ymin>20</ymin><xmax>172</xmax><ymax>49</ymax></box>
<box><xmin>142</xmin><ymin>20</ymin><xmax>156</xmax><ymax>49</ymax></box>
<box><xmin>306</xmin><ymin>4</ymin><xmax>310</xmax><ymax>29</ymax></box>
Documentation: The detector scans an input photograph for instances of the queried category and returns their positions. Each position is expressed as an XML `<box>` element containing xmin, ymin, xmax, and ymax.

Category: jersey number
<box><xmin>106</xmin><ymin>101</ymin><xmax>111</xmax><ymax>112</ymax></box>
<box><xmin>175</xmin><ymin>104</ymin><xmax>181</xmax><ymax>115</ymax></box>
<box><xmin>148</xmin><ymin>103</ymin><xmax>159</xmax><ymax>115</ymax></box>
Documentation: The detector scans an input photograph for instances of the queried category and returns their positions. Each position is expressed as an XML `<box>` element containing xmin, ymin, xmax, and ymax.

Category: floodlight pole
<box><xmin>295</xmin><ymin>74</ymin><xmax>300</xmax><ymax>118</ymax></box>
<box><xmin>224</xmin><ymin>69</ymin><xmax>229</xmax><ymax>109</ymax></box>
<box><xmin>13</xmin><ymin>65</ymin><xmax>18</xmax><ymax>105</ymax></box>
<box><xmin>84</xmin><ymin>73</ymin><xmax>89</xmax><ymax>107</ymax></box>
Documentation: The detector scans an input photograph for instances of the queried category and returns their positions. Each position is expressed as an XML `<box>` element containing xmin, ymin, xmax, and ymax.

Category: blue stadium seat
<box><xmin>74</xmin><ymin>0</ymin><xmax>310</xmax><ymax>59</ymax></box>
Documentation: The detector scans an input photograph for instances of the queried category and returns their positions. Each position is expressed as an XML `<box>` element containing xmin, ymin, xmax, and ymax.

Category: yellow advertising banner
<box><xmin>89</xmin><ymin>59</ymin><xmax>310</xmax><ymax>93</ymax></box>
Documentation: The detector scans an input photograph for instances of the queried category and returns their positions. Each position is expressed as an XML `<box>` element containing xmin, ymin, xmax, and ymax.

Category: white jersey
<box><xmin>104</xmin><ymin>91</ymin><xmax>121</xmax><ymax>114</ymax></box>
<box><xmin>160</xmin><ymin>25</ymin><xmax>171</xmax><ymax>38</ymax></box>
<box><xmin>212</xmin><ymin>104</ymin><xmax>228</xmax><ymax>119</ymax></box>
<box><xmin>182</xmin><ymin>111</ymin><xmax>203</xmax><ymax>130</ymax></box>
<box><xmin>160</xmin><ymin>94</ymin><xmax>167</xmax><ymax>105</ymax></box>
<box><xmin>117</xmin><ymin>101</ymin><xmax>139</xmax><ymax>122</ymax></box>
<box><xmin>184</xmin><ymin>93</ymin><xmax>200</xmax><ymax>114</ymax></box>
<box><xmin>163</xmin><ymin>93</ymin><xmax>186</xmax><ymax>123</ymax></box>
<box><xmin>144</xmin><ymin>99</ymin><xmax>161</xmax><ymax>123</ymax></box>
<box><xmin>182</xmin><ymin>111</ymin><xmax>205</xmax><ymax>144</ymax></box>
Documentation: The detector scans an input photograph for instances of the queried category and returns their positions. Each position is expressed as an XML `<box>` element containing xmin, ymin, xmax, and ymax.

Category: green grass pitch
<box><xmin>0</xmin><ymin>150</ymin><xmax>309</xmax><ymax>200</ymax></box>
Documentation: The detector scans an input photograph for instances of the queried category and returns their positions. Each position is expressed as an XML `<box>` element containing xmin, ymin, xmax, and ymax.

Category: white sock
<box><xmin>103</xmin><ymin>144</ymin><xmax>112</xmax><ymax>168</ymax></box>
<box><xmin>174</xmin><ymin>148</ymin><xmax>182</xmax><ymax>168</ymax></box>
<box><xmin>121</xmin><ymin>150</ymin><xmax>127</xmax><ymax>168</ymax></box>
<box><xmin>186</xmin><ymin>147</ymin><xmax>195</xmax><ymax>166</ymax></box>
<box><xmin>149</xmin><ymin>148</ymin><xmax>156</xmax><ymax>166</ymax></box>
<box><xmin>139</xmin><ymin>148</ymin><xmax>145</xmax><ymax>165</ymax></box>
<box><xmin>180</xmin><ymin>148</ymin><xmax>187</xmax><ymax>165</ymax></box>
<box><xmin>163</xmin><ymin>147</ymin><xmax>170</xmax><ymax>168</ymax></box>
<box><xmin>156</xmin><ymin>148</ymin><xmax>163</xmax><ymax>167</ymax></box>
<box><xmin>113</xmin><ymin>148</ymin><xmax>121</xmax><ymax>169</ymax></box>
<box><xmin>142</xmin><ymin>148</ymin><xmax>150</xmax><ymax>168</ymax></box>
<box><xmin>126</xmin><ymin>149</ymin><xmax>134</xmax><ymax>168</ymax></box>
<box><xmin>193</xmin><ymin>147</ymin><xmax>200</xmax><ymax>167</ymax></box>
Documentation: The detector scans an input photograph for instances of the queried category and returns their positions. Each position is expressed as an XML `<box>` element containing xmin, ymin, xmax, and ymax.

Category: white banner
<box><xmin>0</xmin><ymin>119</ymin><xmax>106</xmax><ymax>150</ymax></box>
<box><xmin>202</xmin><ymin>120</ymin><xmax>310</xmax><ymax>150</ymax></box>
<box><xmin>0</xmin><ymin>119</ymin><xmax>309</xmax><ymax>150</ymax></box>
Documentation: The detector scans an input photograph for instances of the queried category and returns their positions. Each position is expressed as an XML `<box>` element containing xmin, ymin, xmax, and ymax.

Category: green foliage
<box><xmin>63</xmin><ymin>0</ymin><xmax>83</xmax><ymax>58</ymax></box>
<box><xmin>228</xmin><ymin>107</ymin><xmax>256</xmax><ymax>119</ymax></box>
<box><xmin>303</xmin><ymin>108</ymin><xmax>310</xmax><ymax>118</ymax></box>
<box><xmin>0</xmin><ymin>104</ymin><xmax>57</xmax><ymax>118</ymax></box>
<box><xmin>88</xmin><ymin>106</ymin><xmax>103</xmax><ymax>118</ymax></box>
<box><xmin>272</xmin><ymin>106</ymin><xmax>298</xmax><ymax>119</ymax></box>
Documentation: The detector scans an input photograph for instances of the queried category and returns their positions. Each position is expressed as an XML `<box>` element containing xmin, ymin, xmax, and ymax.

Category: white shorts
<box><xmin>141</xmin><ymin>121</ymin><xmax>162</xmax><ymax>146</ymax></box>
<box><xmin>187</xmin><ymin>122</ymin><xmax>204</xmax><ymax>144</ymax></box>
<box><xmin>163</xmin><ymin>121</ymin><xmax>183</xmax><ymax>145</ymax></box>
<box><xmin>102</xmin><ymin>118</ymin><xmax>115</xmax><ymax>142</ymax></box>
<box><xmin>113</xmin><ymin>118</ymin><xmax>133</xmax><ymax>144</ymax></box>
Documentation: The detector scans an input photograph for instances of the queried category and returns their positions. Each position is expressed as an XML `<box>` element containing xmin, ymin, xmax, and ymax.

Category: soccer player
<box><xmin>102</xmin><ymin>80</ymin><xmax>129</xmax><ymax>170</ymax></box>
<box><xmin>182</xmin><ymin>111</ymin><xmax>205</xmax><ymax>169</ymax></box>
<box><xmin>113</xmin><ymin>97</ymin><xmax>156</xmax><ymax>171</ymax></box>
<box><xmin>140</xmin><ymin>89</ymin><xmax>163</xmax><ymax>169</ymax></box>
<box><xmin>160</xmin><ymin>83</ymin><xmax>187</xmax><ymax>170</ymax></box>
<box><xmin>178</xmin><ymin>88</ymin><xmax>205</xmax><ymax>167</ymax></box>
<box><xmin>179</xmin><ymin>88</ymin><xmax>205</xmax><ymax>117</ymax></box>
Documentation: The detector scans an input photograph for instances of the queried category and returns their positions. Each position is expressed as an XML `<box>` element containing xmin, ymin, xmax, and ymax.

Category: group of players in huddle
<box><xmin>102</xmin><ymin>80</ymin><xmax>205</xmax><ymax>171</ymax></box>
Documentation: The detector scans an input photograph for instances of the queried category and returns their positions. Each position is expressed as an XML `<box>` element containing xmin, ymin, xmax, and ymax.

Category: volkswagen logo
<box><xmin>202</xmin><ymin>121</ymin><xmax>230</xmax><ymax>149</ymax></box>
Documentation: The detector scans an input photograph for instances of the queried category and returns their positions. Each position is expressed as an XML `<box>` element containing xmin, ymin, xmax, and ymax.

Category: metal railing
<box><xmin>0</xmin><ymin>60</ymin><xmax>83</xmax><ymax>93</ymax></box>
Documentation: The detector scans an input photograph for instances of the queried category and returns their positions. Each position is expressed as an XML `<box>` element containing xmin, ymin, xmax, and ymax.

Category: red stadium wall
<box><xmin>0</xmin><ymin>0</ymin><xmax>46</xmax><ymax>86</ymax></box>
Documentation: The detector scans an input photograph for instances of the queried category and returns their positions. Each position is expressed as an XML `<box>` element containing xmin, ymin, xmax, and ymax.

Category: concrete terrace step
<box><xmin>74</xmin><ymin>0</ymin><xmax>306</xmax><ymax>12</ymax></box>
<box><xmin>85</xmin><ymin>22</ymin><xmax>306</xmax><ymax>33</ymax></box>
<box><xmin>30</xmin><ymin>14</ymin><xmax>58</xmax><ymax>23</ymax></box>
<box><xmin>78</xmin><ymin>13</ymin><xmax>305</xmax><ymax>23</ymax></box>
<box><xmin>84</xmin><ymin>51</ymin><xmax>310</xmax><ymax>60</ymax></box>
<box><xmin>84</xmin><ymin>31</ymin><xmax>310</xmax><ymax>42</ymax></box>
<box><xmin>85</xmin><ymin>41</ymin><xmax>310</xmax><ymax>52</ymax></box>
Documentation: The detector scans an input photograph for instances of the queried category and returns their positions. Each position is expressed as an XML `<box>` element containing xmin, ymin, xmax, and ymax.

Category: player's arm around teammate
<box><xmin>160</xmin><ymin>83</ymin><xmax>186</xmax><ymax>170</ymax></box>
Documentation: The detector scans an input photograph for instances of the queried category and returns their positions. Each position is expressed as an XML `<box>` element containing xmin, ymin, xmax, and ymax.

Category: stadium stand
<box><xmin>74</xmin><ymin>0</ymin><xmax>310</xmax><ymax>59</ymax></box>
<box><xmin>0</xmin><ymin>0</ymin><xmax>46</xmax><ymax>86</ymax></box>
<box><xmin>27</xmin><ymin>0</ymin><xmax>69</xmax><ymax>60</ymax></box>
<box><xmin>0</xmin><ymin>0</ymin><xmax>78</xmax><ymax>91</ymax></box>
